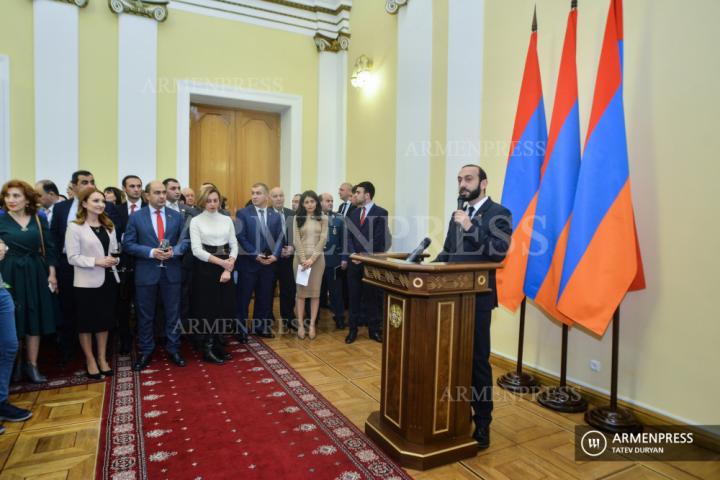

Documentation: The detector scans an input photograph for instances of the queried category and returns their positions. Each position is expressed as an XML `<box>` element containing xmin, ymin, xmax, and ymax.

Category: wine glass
<box><xmin>158</xmin><ymin>239</ymin><xmax>171</xmax><ymax>268</ymax></box>
<box><xmin>110</xmin><ymin>244</ymin><xmax>122</xmax><ymax>271</ymax></box>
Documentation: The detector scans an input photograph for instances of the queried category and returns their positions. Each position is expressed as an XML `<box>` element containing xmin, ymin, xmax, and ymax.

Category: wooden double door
<box><xmin>190</xmin><ymin>105</ymin><xmax>280</xmax><ymax>213</ymax></box>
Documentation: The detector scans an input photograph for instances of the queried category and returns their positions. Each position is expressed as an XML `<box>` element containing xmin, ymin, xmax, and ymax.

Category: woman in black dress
<box><xmin>65</xmin><ymin>189</ymin><xmax>119</xmax><ymax>378</ymax></box>
<box><xmin>189</xmin><ymin>187</ymin><xmax>238</xmax><ymax>365</ymax></box>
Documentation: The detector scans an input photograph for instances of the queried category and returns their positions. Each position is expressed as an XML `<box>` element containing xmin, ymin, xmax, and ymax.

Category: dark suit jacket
<box><xmin>51</xmin><ymin>199</ymin><xmax>122</xmax><ymax>263</ymax></box>
<box><xmin>122</xmin><ymin>206</ymin><xmax>187</xmax><ymax>286</ymax></box>
<box><xmin>118</xmin><ymin>201</ymin><xmax>147</xmax><ymax>234</ymax></box>
<box><xmin>343</xmin><ymin>203</ymin><xmax>391</xmax><ymax>260</ymax></box>
<box><xmin>435</xmin><ymin>197</ymin><xmax>512</xmax><ymax>310</ymax></box>
<box><xmin>324</xmin><ymin>212</ymin><xmax>345</xmax><ymax>268</ymax></box>
<box><xmin>337</xmin><ymin>200</ymin><xmax>356</xmax><ymax>217</ymax></box>
<box><xmin>236</xmin><ymin>206</ymin><xmax>283</xmax><ymax>272</ymax></box>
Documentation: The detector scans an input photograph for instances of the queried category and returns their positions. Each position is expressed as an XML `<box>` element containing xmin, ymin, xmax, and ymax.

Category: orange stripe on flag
<box><xmin>497</xmin><ymin>195</ymin><xmax>539</xmax><ymax>312</ymax></box>
<box><xmin>533</xmin><ymin>223</ymin><xmax>574</xmax><ymax>326</ymax></box>
<box><xmin>557</xmin><ymin>182</ymin><xmax>638</xmax><ymax>335</ymax></box>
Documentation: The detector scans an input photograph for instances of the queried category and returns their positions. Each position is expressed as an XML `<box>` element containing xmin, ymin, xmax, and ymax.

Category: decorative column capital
<box><xmin>385</xmin><ymin>0</ymin><xmax>408</xmax><ymax>15</ymax></box>
<box><xmin>109</xmin><ymin>0</ymin><xmax>169</xmax><ymax>22</ymax></box>
<box><xmin>314</xmin><ymin>33</ymin><xmax>350</xmax><ymax>53</ymax></box>
<box><xmin>48</xmin><ymin>0</ymin><xmax>89</xmax><ymax>7</ymax></box>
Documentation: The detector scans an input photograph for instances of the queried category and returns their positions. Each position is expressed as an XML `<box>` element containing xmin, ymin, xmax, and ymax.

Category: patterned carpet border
<box><xmin>247</xmin><ymin>339</ymin><xmax>412</xmax><ymax>480</ymax></box>
<box><xmin>97</xmin><ymin>341</ymin><xmax>412</xmax><ymax>480</ymax></box>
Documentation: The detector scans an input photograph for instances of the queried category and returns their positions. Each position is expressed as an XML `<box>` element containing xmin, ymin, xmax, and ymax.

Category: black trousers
<box><xmin>321</xmin><ymin>265</ymin><xmax>345</xmax><ymax>322</ymax></box>
<box><xmin>471</xmin><ymin>306</ymin><xmax>493</xmax><ymax>429</ymax></box>
<box><xmin>347</xmin><ymin>262</ymin><xmax>381</xmax><ymax>334</ymax></box>
<box><xmin>56</xmin><ymin>260</ymin><xmax>77</xmax><ymax>355</ymax></box>
<box><xmin>238</xmin><ymin>266</ymin><xmax>275</xmax><ymax>334</ymax></box>
<box><xmin>273</xmin><ymin>258</ymin><xmax>296</xmax><ymax>324</ymax></box>
<box><xmin>116</xmin><ymin>267</ymin><xmax>135</xmax><ymax>342</ymax></box>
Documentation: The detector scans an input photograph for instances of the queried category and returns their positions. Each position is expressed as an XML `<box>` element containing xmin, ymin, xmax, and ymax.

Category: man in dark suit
<box><xmin>50</xmin><ymin>170</ymin><xmax>122</xmax><ymax>364</ymax></box>
<box><xmin>435</xmin><ymin>164</ymin><xmax>512</xmax><ymax>449</ymax></box>
<box><xmin>163</xmin><ymin>178</ymin><xmax>200</xmax><ymax>348</ymax></box>
<box><xmin>336</xmin><ymin>182</ymin><xmax>356</xmax><ymax>217</ymax></box>
<box><xmin>123</xmin><ymin>181</ymin><xmax>188</xmax><ymax>371</ymax></box>
<box><xmin>115</xmin><ymin>175</ymin><xmax>147</xmax><ymax>354</ymax></box>
<box><xmin>343</xmin><ymin>181</ymin><xmax>391</xmax><ymax>344</ymax></box>
<box><xmin>236</xmin><ymin>183</ymin><xmax>283</xmax><ymax>340</ymax></box>
<box><xmin>269</xmin><ymin>186</ymin><xmax>296</xmax><ymax>330</ymax></box>
<box><xmin>320</xmin><ymin>193</ymin><xmax>347</xmax><ymax>329</ymax></box>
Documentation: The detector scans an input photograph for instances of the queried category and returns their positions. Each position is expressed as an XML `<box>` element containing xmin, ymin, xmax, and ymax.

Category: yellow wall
<box><xmin>482</xmin><ymin>0</ymin><xmax>720</xmax><ymax>424</ymax></box>
<box><xmin>156</xmin><ymin>10</ymin><xmax>319</xmax><ymax>193</ymax></box>
<box><xmin>345</xmin><ymin>0</ymin><xmax>397</xmax><ymax>212</ymax></box>
<box><xmin>0</xmin><ymin>0</ymin><xmax>34</xmax><ymax>181</ymax></box>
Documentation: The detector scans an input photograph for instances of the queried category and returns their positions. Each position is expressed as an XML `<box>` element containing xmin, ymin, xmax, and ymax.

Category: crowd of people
<box><xmin>0</xmin><ymin>170</ymin><xmax>392</xmax><ymax>395</ymax></box>
<box><xmin>0</xmin><ymin>164</ymin><xmax>508</xmax><ymax>449</ymax></box>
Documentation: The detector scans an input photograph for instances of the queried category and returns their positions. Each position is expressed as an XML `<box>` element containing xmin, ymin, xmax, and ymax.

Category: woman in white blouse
<box><xmin>189</xmin><ymin>186</ymin><xmax>238</xmax><ymax>365</ymax></box>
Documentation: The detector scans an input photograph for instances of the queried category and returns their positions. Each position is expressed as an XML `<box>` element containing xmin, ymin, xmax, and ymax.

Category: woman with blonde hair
<box><xmin>0</xmin><ymin>180</ymin><xmax>57</xmax><ymax>383</ymax></box>
<box><xmin>65</xmin><ymin>188</ymin><xmax>119</xmax><ymax>378</ymax></box>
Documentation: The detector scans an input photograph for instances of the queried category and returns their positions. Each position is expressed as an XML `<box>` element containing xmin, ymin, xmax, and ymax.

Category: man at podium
<box><xmin>435</xmin><ymin>164</ymin><xmax>512</xmax><ymax>449</ymax></box>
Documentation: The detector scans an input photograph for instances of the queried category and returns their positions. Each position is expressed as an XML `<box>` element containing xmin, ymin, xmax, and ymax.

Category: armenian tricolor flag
<box><xmin>523</xmin><ymin>1</ymin><xmax>580</xmax><ymax>325</ymax></box>
<box><xmin>557</xmin><ymin>0</ymin><xmax>645</xmax><ymax>335</ymax></box>
<box><xmin>497</xmin><ymin>8</ymin><xmax>548</xmax><ymax>313</ymax></box>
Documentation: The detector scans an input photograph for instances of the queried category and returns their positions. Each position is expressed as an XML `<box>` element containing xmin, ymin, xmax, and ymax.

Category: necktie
<box><xmin>360</xmin><ymin>207</ymin><xmax>366</xmax><ymax>226</ymax></box>
<box><xmin>339</xmin><ymin>203</ymin><xmax>346</xmax><ymax>216</ymax></box>
<box><xmin>155</xmin><ymin>210</ymin><xmax>165</xmax><ymax>241</ymax></box>
<box><xmin>467</xmin><ymin>206</ymin><xmax>476</xmax><ymax>219</ymax></box>
<box><xmin>130</xmin><ymin>203</ymin><xmax>136</xmax><ymax>215</ymax></box>
<box><xmin>259</xmin><ymin>209</ymin><xmax>266</xmax><ymax>226</ymax></box>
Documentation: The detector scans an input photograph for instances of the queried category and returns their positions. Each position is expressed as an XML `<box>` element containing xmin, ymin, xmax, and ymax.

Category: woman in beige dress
<box><xmin>292</xmin><ymin>191</ymin><xmax>328</xmax><ymax>340</ymax></box>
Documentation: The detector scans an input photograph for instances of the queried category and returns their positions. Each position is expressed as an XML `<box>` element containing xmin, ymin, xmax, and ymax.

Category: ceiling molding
<box><xmin>171</xmin><ymin>0</ymin><xmax>351</xmax><ymax>39</ymax></box>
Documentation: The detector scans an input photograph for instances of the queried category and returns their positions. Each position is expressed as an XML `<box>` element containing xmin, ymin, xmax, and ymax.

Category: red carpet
<box><xmin>97</xmin><ymin>339</ymin><xmax>412</xmax><ymax>480</ymax></box>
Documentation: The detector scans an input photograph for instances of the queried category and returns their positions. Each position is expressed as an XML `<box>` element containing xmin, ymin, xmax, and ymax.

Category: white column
<box><xmin>118</xmin><ymin>15</ymin><xmax>158</xmax><ymax>184</ymax></box>
<box><xmin>0</xmin><ymin>55</ymin><xmax>10</xmax><ymax>184</ymax></box>
<box><xmin>34</xmin><ymin>0</ymin><xmax>79</xmax><ymax>184</ymax></box>
<box><xmin>445</xmin><ymin>0</ymin><xmax>485</xmax><ymax>216</ymax></box>
<box><xmin>316</xmin><ymin>50</ymin><xmax>348</xmax><ymax>198</ymax></box>
<box><xmin>394</xmin><ymin>0</ymin><xmax>433</xmax><ymax>252</ymax></box>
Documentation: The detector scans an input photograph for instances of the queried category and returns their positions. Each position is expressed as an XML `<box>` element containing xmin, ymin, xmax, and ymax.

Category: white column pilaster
<box><xmin>445</xmin><ymin>0</ymin><xmax>485</xmax><ymax>216</ymax></box>
<box><xmin>0</xmin><ymin>56</ymin><xmax>10</xmax><ymax>184</ymax></box>
<box><xmin>316</xmin><ymin>50</ymin><xmax>348</xmax><ymax>196</ymax></box>
<box><xmin>118</xmin><ymin>14</ymin><xmax>158</xmax><ymax>184</ymax></box>
<box><xmin>394</xmin><ymin>0</ymin><xmax>433</xmax><ymax>252</ymax></box>
<box><xmin>34</xmin><ymin>0</ymin><xmax>80</xmax><ymax>183</ymax></box>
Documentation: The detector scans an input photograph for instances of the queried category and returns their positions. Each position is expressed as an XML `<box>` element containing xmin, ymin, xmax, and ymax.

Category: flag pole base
<box><xmin>537</xmin><ymin>385</ymin><xmax>588</xmax><ymax>413</ymax></box>
<box><xmin>585</xmin><ymin>405</ymin><xmax>643</xmax><ymax>434</ymax></box>
<box><xmin>497</xmin><ymin>371</ymin><xmax>541</xmax><ymax>394</ymax></box>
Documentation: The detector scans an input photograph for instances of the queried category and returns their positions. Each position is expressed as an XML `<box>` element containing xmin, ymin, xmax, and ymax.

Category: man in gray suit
<box><xmin>269</xmin><ymin>187</ymin><xmax>297</xmax><ymax>331</ymax></box>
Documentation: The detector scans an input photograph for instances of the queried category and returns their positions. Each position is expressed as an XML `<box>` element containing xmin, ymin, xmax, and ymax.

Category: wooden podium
<box><xmin>351</xmin><ymin>253</ymin><xmax>501</xmax><ymax>470</ymax></box>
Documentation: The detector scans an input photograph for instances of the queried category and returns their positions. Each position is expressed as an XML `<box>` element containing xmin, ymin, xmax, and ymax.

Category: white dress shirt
<box><xmin>127</xmin><ymin>199</ymin><xmax>142</xmax><ymax>216</ymax></box>
<box><xmin>466</xmin><ymin>196</ymin><xmax>489</xmax><ymax>219</ymax></box>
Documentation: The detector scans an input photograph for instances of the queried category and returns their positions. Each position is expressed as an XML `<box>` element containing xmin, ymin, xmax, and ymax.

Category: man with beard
<box><xmin>435</xmin><ymin>164</ymin><xmax>512</xmax><ymax>450</ymax></box>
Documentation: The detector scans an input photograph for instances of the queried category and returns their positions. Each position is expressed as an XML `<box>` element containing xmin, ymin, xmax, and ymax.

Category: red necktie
<box><xmin>155</xmin><ymin>210</ymin><xmax>165</xmax><ymax>241</ymax></box>
<box><xmin>130</xmin><ymin>203</ymin><xmax>136</xmax><ymax>215</ymax></box>
<box><xmin>360</xmin><ymin>207</ymin><xmax>366</xmax><ymax>226</ymax></box>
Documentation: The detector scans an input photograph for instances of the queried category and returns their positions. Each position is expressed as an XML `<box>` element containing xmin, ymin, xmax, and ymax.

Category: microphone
<box><xmin>457</xmin><ymin>196</ymin><xmax>465</xmax><ymax>211</ymax></box>
<box><xmin>406</xmin><ymin>237</ymin><xmax>431</xmax><ymax>263</ymax></box>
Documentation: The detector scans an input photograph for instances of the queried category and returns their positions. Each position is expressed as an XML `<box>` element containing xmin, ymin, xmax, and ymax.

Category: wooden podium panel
<box><xmin>352</xmin><ymin>253</ymin><xmax>501</xmax><ymax>470</ymax></box>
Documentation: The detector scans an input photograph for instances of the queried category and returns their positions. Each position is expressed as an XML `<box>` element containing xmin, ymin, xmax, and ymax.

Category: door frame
<box><xmin>176</xmin><ymin>80</ymin><xmax>302</xmax><ymax>198</ymax></box>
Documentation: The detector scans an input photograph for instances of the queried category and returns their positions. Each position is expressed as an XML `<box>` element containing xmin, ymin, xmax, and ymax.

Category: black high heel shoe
<box><xmin>99</xmin><ymin>369</ymin><xmax>114</xmax><ymax>377</ymax></box>
<box><xmin>86</xmin><ymin>371</ymin><xmax>103</xmax><ymax>380</ymax></box>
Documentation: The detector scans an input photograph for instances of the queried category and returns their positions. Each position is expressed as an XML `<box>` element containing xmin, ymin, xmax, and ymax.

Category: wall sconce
<box><xmin>351</xmin><ymin>55</ymin><xmax>374</xmax><ymax>88</ymax></box>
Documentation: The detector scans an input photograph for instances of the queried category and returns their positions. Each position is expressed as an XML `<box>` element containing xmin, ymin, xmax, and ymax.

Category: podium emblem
<box><xmin>389</xmin><ymin>304</ymin><xmax>403</xmax><ymax>328</ymax></box>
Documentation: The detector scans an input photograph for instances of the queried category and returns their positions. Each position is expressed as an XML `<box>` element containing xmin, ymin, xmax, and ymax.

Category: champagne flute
<box><xmin>158</xmin><ymin>239</ymin><xmax>170</xmax><ymax>268</ymax></box>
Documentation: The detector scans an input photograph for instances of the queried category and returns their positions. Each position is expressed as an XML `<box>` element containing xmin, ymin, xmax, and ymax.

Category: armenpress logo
<box><xmin>580</xmin><ymin>430</ymin><xmax>608</xmax><ymax>457</ymax></box>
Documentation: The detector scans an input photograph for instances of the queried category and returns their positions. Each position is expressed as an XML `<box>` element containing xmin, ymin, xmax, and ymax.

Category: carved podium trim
<box><xmin>384</xmin><ymin>295</ymin><xmax>406</xmax><ymax>429</ymax></box>
<box><xmin>433</xmin><ymin>301</ymin><xmax>454</xmax><ymax>434</ymax></box>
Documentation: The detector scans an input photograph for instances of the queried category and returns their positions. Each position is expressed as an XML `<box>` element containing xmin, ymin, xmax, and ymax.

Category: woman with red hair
<box><xmin>0</xmin><ymin>180</ymin><xmax>58</xmax><ymax>383</ymax></box>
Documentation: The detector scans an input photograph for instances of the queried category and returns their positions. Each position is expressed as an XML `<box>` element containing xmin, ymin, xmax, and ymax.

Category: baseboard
<box><xmin>489</xmin><ymin>353</ymin><xmax>720</xmax><ymax>453</ymax></box>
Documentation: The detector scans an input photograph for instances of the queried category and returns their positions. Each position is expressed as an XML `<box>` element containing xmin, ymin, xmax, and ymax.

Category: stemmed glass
<box><xmin>158</xmin><ymin>239</ymin><xmax>171</xmax><ymax>268</ymax></box>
